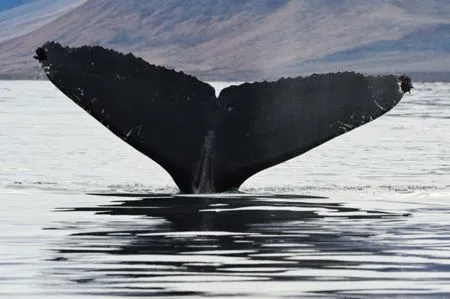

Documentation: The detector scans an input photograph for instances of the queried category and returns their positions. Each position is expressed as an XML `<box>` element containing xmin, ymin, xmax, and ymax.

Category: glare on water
<box><xmin>0</xmin><ymin>81</ymin><xmax>449</xmax><ymax>298</ymax></box>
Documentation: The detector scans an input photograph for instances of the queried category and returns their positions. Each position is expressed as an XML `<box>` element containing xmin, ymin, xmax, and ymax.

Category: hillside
<box><xmin>0</xmin><ymin>0</ymin><xmax>449</xmax><ymax>81</ymax></box>
<box><xmin>0</xmin><ymin>0</ymin><xmax>85</xmax><ymax>44</ymax></box>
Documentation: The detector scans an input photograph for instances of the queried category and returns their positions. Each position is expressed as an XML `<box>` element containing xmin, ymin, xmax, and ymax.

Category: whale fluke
<box><xmin>35</xmin><ymin>42</ymin><xmax>403</xmax><ymax>193</ymax></box>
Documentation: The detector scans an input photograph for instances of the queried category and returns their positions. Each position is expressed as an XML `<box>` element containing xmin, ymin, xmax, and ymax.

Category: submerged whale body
<box><xmin>35</xmin><ymin>42</ymin><xmax>404</xmax><ymax>194</ymax></box>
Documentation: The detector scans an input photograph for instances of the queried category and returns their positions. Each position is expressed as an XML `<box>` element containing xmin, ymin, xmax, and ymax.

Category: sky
<box><xmin>0</xmin><ymin>0</ymin><xmax>36</xmax><ymax>12</ymax></box>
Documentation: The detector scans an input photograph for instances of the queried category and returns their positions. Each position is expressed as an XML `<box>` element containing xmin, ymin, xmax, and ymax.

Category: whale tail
<box><xmin>35</xmin><ymin>42</ymin><xmax>403</xmax><ymax>193</ymax></box>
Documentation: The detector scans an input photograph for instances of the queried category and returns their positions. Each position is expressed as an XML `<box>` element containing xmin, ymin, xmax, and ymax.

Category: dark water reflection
<box><xmin>39</xmin><ymin>193</ymin><xmax>450</xmax><ymax>298</ymax></box>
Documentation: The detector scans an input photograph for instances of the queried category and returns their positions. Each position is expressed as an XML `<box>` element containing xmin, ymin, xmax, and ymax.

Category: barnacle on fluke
<box><xmin>399</xmin><ymin>74</ymin><xmax>413</xmax><ymax>93</ymax></box>
<box><xmin>33</xmin><ymin>47</ymin><xmax>47</xmax><ymax>62</ymax></box>
<box><xmin>35</xmin><ymin>41</ymin><xmax>405</xmax><ymax>193</ymax></box>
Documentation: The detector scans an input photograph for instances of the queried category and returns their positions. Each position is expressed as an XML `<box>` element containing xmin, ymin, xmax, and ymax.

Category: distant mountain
<box><xmin>0</xmin><ymin>0</ymin><xmax>84</xmax><ymax>43</ymax></box>
<box><xmin>0</xmin><ymin>0</ymin><xmax>449</xmax><ymax>81</ymax></box>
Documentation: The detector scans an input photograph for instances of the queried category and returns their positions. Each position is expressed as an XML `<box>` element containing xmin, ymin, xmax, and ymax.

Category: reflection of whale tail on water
<box><xmin>34</xmin><ymin>42</ymin><xmax>404</xmax><ymax>194</ymax></box>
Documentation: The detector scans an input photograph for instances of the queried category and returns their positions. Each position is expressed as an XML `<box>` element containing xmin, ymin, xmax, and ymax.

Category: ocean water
<box><xmin>0</xmin><ymin>80</ymin><xmax>449</xmax><ymax>298</ymax></box>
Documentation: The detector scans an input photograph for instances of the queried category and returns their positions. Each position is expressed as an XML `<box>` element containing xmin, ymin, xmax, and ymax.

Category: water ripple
<box><xmin>24</xmin><ymin>193</ymin><xmax>447</xmax><ymax>297</ymax></box>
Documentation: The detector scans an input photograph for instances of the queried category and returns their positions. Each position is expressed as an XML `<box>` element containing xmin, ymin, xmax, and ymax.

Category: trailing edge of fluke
<box><xmin>34</xmin><ymin>42</ymin><xmax>406</xmax><ymax>194</ymax></box>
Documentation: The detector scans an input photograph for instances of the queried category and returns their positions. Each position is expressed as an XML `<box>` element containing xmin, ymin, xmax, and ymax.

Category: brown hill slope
<box><xmin>1</xmin><ymin>0</ymin><xmax>449</xmax><ymax>80</ymax></box>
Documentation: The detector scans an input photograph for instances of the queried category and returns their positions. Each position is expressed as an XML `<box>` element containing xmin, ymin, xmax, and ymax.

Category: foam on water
<box><xmin>0</xmin><ymin>80</ymin><xmax>449</xmax><ymax>298</ymax></box>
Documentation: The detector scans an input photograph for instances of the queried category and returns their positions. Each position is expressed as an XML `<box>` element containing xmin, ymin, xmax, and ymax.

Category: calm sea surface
<box><xmin>0</xmin><ymin>81</ymin><xmax>449</xmax><ymax>298</ymax></box>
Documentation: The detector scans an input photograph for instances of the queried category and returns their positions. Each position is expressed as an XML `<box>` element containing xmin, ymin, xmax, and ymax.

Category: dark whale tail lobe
<box><xmin>35</xmin><ymin>42</ymin><xmax>404</xmax><ymax>193</ymax></box>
